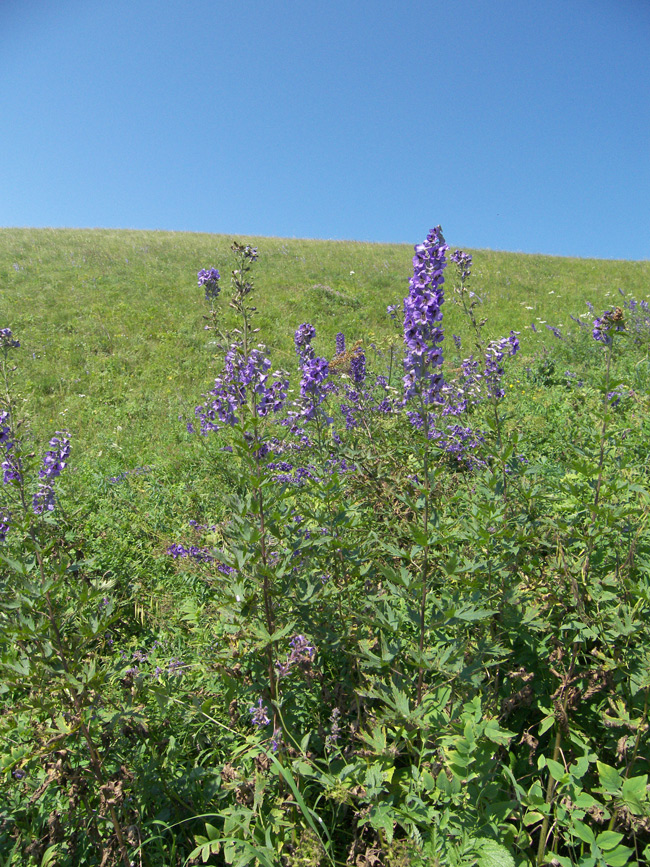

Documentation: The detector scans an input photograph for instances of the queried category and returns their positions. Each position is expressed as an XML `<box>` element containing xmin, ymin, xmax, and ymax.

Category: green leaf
<box><xmin>368</xmin><ymin>804</ymin><xmax>395</xmax><ymax>844</ymax></box>
<box><xmin>621</xmin><ymin>774</ymin><xmax>647</xmax><ymax>814</ymax></box>
<box><xmin>546</xmin><ymin>759</ymin><xmax>568</xmax><ymax>782</ymax></box>
<box><xmin>40</xmin><ymin>845</ymin><xmax>59</xmax><ymax>867</ymax></box>
<box><xmin>571</xmin><ymin>819</ymin><xmax>596</xmax><ymax>845</ymax></box>
<box><xmin>473</xmin><ymin>837</ymin><xmax>515</xmax><ymax>867</ymax></box>
<box><xmin>483</xmin><ymin>718</ymin><xmax>515</xmax><ymax>746</ymax></box>
<box><xmin>597</xmin><ymin>762</ymin><xmax>623</xmax><ymax>793</ymax></box>
<box><xmin>602</xmin><ymin>845</ymin><xmax>635</xmax><ymax>867</ymax></box>
<box><xmin>596</xmin><ymin>831</ymin><xmax>624</xmax><ymax>851</ymax></box>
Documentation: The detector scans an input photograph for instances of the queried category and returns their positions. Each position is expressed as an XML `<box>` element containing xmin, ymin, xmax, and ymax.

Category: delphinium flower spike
<box><xmin>402</xmin><ymin>226</ymin><xmax>448</xmax><ymax>404</ymax></box>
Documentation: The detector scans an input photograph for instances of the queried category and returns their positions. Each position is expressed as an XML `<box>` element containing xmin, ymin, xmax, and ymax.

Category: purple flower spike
<box><xmin>194</xmin><ymin>346</ymin><xmax>288</xmax><ymax>434</ymax></box>
<box><xmin>402</xmin><ymin>226</ymin><xmax>448</xmax><ymax>403</ymax></box>
<box><xmin>249</xmin><ymin>697</ymin><xmax>270</xmax><ymax>727</ymax></box>
<box><xmin>0</xmin><ymin>510</ymin><xmax>10</xmax><ymax>542</ymax></box>
<box><xmin>295</xmin><ymin>323</ymin><xmax>316</xmax><ymax>362</ymax></box>
<box><xmin>335</xmin><ymin>332</ymin><xmax>345</xmax><ymax>356</ymax></box>
<box><xmin>197</xmin><ymin>268</ymin><xmax>221</xmax><ymax>302</ymax></box>
<box><xmin>450</xmin><ymin>249</ymin><xmax>472</xmax><ymax>280</ymax></box>
<box><xmin>32</xmin><ymin>431</ymin><xmax>71</xmax><ymax>515</ymax></box>
<box><xmin>350</xmin><ymin>350</ymin><xmax>366</xmax><ymax>385</ymax></box>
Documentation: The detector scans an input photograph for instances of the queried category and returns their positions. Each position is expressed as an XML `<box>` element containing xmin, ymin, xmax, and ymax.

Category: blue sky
<box><xmin>1</xmin><ymin>0</ymin><xmax>649</xmax><ymax>259</ymax></box>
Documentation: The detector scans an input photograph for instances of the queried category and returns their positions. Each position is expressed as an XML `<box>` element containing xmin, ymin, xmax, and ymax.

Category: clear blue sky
<box><xmin>1</xmin><ymin>0</ymin><xmax>649</xmax><ymax>259</ymax></box>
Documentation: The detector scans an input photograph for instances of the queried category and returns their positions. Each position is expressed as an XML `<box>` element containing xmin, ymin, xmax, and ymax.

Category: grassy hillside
<box><xmin>1</xmin><ymin>227</ymin><xmax>648</xmax><ymax>475</ymax></box>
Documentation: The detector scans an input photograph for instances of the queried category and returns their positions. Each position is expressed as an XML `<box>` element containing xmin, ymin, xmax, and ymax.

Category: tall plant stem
<box><xmin>250</xmin><ymin>409</ymin><xmax>278</xmax><ymax>726</ymax></box>
<box><xmin>582</xmin><ymin>340</ymin><xmax>613</xmax><ymax>587</ymax></box>
<box><xmin>536</xmin><ymin>644</ymin><xmax>578</xmax><ymax>867</ymax></box>
<box><xmin>416</xmin><ymin>397</ymin><xmax>430</xmax><ymax>706</ymax></box>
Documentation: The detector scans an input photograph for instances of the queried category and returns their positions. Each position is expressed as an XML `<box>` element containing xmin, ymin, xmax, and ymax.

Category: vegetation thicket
<box><xmin>1</xmin><ymin>227</ymin><xmax>649</xmax><ymax>867</ymax></box>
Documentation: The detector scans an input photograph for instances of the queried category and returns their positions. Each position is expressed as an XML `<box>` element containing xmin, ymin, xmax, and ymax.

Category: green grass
<box><xmin>2</xmin><ymin>227</ymin><xmax>648</xmax><ymax>478</ymax></box>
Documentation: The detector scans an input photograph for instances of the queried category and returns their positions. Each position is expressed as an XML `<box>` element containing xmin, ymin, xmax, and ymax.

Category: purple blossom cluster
<box><xmin>545</xmin><ymin>324</ymin><xmax>563</xmax><ymax>340</ymax></box>
<box><xmin>325</xmin><ymin>707</ymin><xmax>341</xmax><ymax>749</ymax></box>
<box><xmin>275</xmin><ymin>634</ymin><xmax>316</xmax><ymax>678</ymax></box>
<box><xmin>593</xmin><ymin>308</ymin><xmax>625</xmax><ymax>345</ymax></box>
<box><xmin>266</xmin><ymin>462</ymin><xmax>317</xmax><ymax>486</ymax></box>
<box><xmin>403</xmin><ymin>227</ymin><xmax>448</xmax><ymax>403</ymax></box>
<box><xmin>197</xmin><ymin>268</ymin><xmax>221</xmax><ymax>302</ymax></box>
<box><xmin>249</xmin><ymin>697</ymin><xmax>270</xmax><ymax>728</ymax></box>
<box><xmin>0</xmin><ymin>410</ymin><xmax>21</xmax><ymax>485</ymax></box>
<box><xmin>483</xmin><ymin>332</ymin><xmax>520</xmax><ymax>400</ymax></box>
<box><xmin>450</xmin><ymin>249</ymin><xmax>473</xmax><ymax>281</ymax></box>
<box><xmin>293</xmin><ymin>324</ymin><xmax>332</xmax><ymax>423</ymax></box>
<box><xmin>166</xmin><ymin>542</ymin><xmax>236</xmax><ymax>573</ymax></box>
<box><xmin>33</xmin><ymin>432</ymin><xmax>71</xmax><ymax>515</ymax></box>
<box><xmin>0</xmin><ymin>510</ymin><xmax>10</xmax><ymax>543</ymax></box>
<box><xmin>335</xmin><ymin>332</ymin><xmax>345</xmax><ymax>356</ymax></box>
<box><xmin>0</xmin><ymin>328</ymin><xmax>20</xmax><ymax>350</ymax></box>
<box><xmin>195</xmin><ymin>345</ymin><xmax>289</xmax><ymax>434</ymax></box>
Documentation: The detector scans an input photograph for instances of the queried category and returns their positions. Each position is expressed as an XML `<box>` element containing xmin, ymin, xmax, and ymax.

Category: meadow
<box><xmin>0</xmin><ymin>227</ymin><xmax>649</xmax><ymax>867</ymax></box>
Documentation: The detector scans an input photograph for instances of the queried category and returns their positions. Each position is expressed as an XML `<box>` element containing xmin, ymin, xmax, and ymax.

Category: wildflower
<box><xmin>195</xmin><ymin>346</ymin><xmax>288</xmax><ymax>434</ymax></box>
<box><xmin>350</xmin><ymin>350</ymin><xmax>366</xmax><ymax>385</ymax></box>
<box><xmin>294</xmin><ymin>323</ymin><xmax>316</xmax><ymax>363</ymax></box>
<box><xmin>326</xmin><ymin>707</ymin><xmax>341</xmax><ymax>749</ymax></box>
<box><xmin>593</xmin><ymin>308</ymin><xmax>625</xmax><ymax>345</ymax></box>
<box><xmin>197</xmin><ymin>268</ymin><xmax>221</xmax><ymax>302</ymax></box>
<box><xmin>0</xmin><ymin>510</ymin><xmax>10</xmax><ymax>543</ymax></box>
<box><xmin>403</xmin><ymin>226</ymin><xmax>448</xmax><ymax>403</ymax></box>
<box><xmin>292</xmin><ymin>325</ymin><xmax>332</xmax><ymax>423</ymax></box>
<box><xmin>33</xmin><ymin>432</ymin><xmax>71</xmax><ymax>514</ymax></box>
<box><xmin>0</xmin><ymin>328</ymin><xmax>20</xmax><ymax>350</ymax></box>
<box><xmin>249</xmin><ymin>698</ymin><xmax>270</xmax><ymax>727</ymax></box>
<box><xmin>450</xmin><ymin>249</ymin><xmax>472</xmax><ymax>281</ymax></box>
<box><xmin>335</xmin><ymin>332</ymin><xmax>345</xmax><ymax>356</ymax></box>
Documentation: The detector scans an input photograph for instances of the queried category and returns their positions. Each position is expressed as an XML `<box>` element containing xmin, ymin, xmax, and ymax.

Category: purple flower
<box><xmin>482</xmin><ymin>332</ymin><xmax>520</xmax><ymax>400</ymax></box>
<box><xmin>402</xmin><ymin>227</ymin><xmax>448</xmax><ymax>403</ymax></box>
<box><xmin>450</xmin><ymin>249</ymin><xmax>472</xmax><ymax>281</ymax></box>
<box><xmin>32</xmin><ymin>432</ymin><xmax>70</xmax><ymax>515</ymax></box>
<box><xmin>39</xmin><ymin>432</ymin><xmax>71</xmax><ymax>482</ymax></box>
<box><xmin>294</xmin><ymin>323</ymin><xmax>316</xmax><ymax>362</ymax></box>
<box><xmin>292</xmin><ymin>326</ymin><xmax>332</xmax><ymax>423</ymax></box>
<box><xmin>0</xmin><ymin>510</ymin><xmax>10</xmax><ymax>543</ymax></box>
<box><xmin>452</xmin><ymin>334</ymin><xmax>462</xmax><ymax>350</ymax></box>
<box><xmin>33</xmin><ymin>484</ymin><xmax>56</xmax><ymax>514</ymax></box>
<box><xmin>271</xmin><ymin>728</ymin><xmax>283</xmax><ymax>752</ymax></box>
<box><xmin>325</xmin><ymin>707</ymin><xmax>341</xmax><ymax>749</ymax></box>
<box><xmin>249</xmin><ymin>698</ymin><xmax>270</xmax><ymax>727</ymax></box>
<box><xmin>0</xmin><ymin>328</ymin><xmax>20</xmax><ymax>350</ymax></box>
<box><xmin>275</xmin><ymin>634</ymin><xmax>316</xmax><ymax>678</ymax></box>
<box><xmin>197</xmin><ymin>268</ymin><xmax>221</xmax><ymax>302</ymax></box>
<box><xmin>195</xmin><ymin>346</ymin><xmax>288</xmax><ymax>434</ymax></box>
<box><xmin>335</xmin><ymin>332</ymin><xmax>345</xmax><ymax>356</ymax></box>
<box><xmin>350</xmin><ymin>350</ymin><xmax>366</xmax><ymax>385</ymax></box>
<box><xmin>593</xmin><ymin>308</ymin><xmax>625</xmax><ymax>345</ymax></box>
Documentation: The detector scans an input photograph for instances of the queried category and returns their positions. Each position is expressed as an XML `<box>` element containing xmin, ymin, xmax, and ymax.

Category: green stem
<box><xmin>417</xmin><ymin>395</ymin><xmax>430</xmax><ymax>706</ymax></box>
